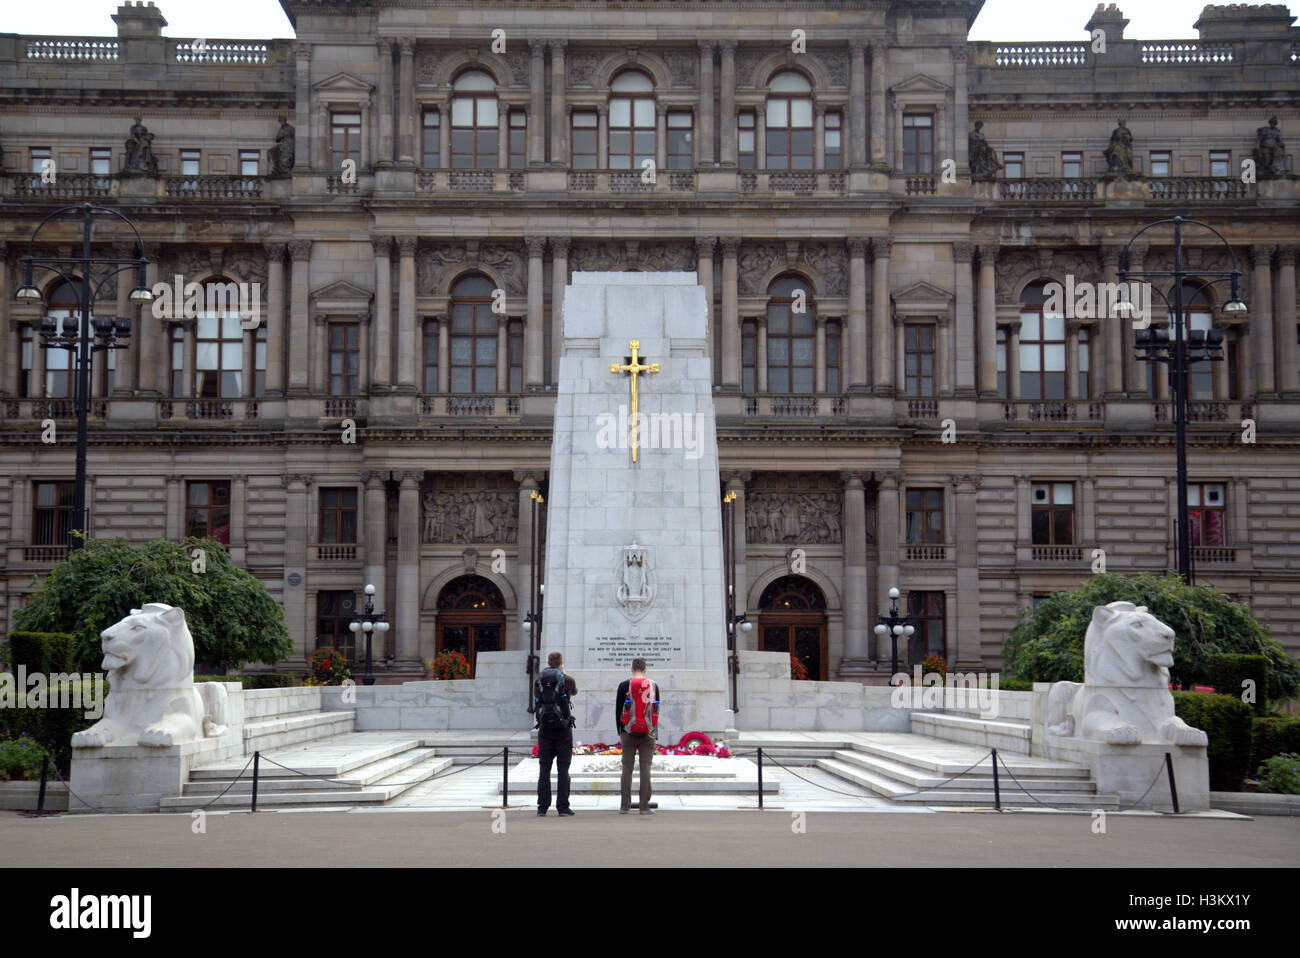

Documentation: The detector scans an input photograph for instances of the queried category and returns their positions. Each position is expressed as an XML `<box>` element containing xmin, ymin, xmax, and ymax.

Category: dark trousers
<box><xmin>619</xmin><ymin>732</ymin><xmax>655</xmax><ymax>810</ymax></box>
<box><xmin>536</xmin><ymin>726</ymin><xmax>573</xmax><ymax>812</ymax></box>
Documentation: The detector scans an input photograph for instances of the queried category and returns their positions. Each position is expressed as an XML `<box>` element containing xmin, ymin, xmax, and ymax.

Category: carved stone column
<box><xmin>952</xmin><ymin>474</ymin><xmax>980</xmax><ymax>667</ymax></box>
<box><xmin>597</xmin><ymin>105</ymin><xmax>610</xmax><ymax>169</ymax></box>
<box><xmin>848</xmin><ymin>238</ymin><xmax>869</xmax><ymax>390</ymax></box>
<box><xmin>719</xmin><ymin>41</ymin><xmax>737</xmax><ymax>167</ymax></box>
<box><xmin>357</xmin><ymin>310</ymin><xmax>371</xmax><ymax>394</ymax></box>
<box><xmin>526</xmin><ymin>235</ymin><xmax>546</xmax><ymax>387</ymax></box>
<box><xmin>656</xmin><ymin>102</ymin><xmax>669</xmax><ymax>173</ymax></box>
<box><xmin>136</xmin><ymin>246</ymin><xmax>162</xmax><ymax>396</ymax></box>
<box><xmin>436</xmin><ymin>314</ymin><xmax>450</xmax><ymax>392</ymax></box>
<box><xmin>721</xmin><ymin>237</ymin><xmax>741</xmax><ymax>388</ymax></box>
<box><xmin>529</xmin><ymin>41</ymin><xmax>546</xmax><ymax>165</ymax></box>
<box><xmin>286</xmin><ymin>240</ymin><xmax>312</xmax><ymax>396</ymax></box>
<box><xmin>1007</xmin><ymin>318</ymin><xmax>1022</xmax><ymax>400</ymax></box>
<box><xmin>165</xmin><ymin>475</ymin><xmax>183</xmax><ymax>540</ymax></box>
<box><xmin>1275</xmin><ymin>246</ymin><xmax>1299</xmax><ymax>396</ymax></box>
<box><xmin>869</xmin><ymin>42</ymin><xmax>887</xmax><ymax>169</ymax></box>
<box><xmin>550</xmin><ymin>236</ymin><xmax>570</xmax><ymax>385</ymax></box>
<box><xmin>1250</xmin><ymin>244</ymin><xmax>1276</xmax><ymax>398</ymax></box>
<box><xmin>977</xmin><ymin>245</ymin><xmax>998</xmax><ymax>397</ymax></box>
<box><xmin>840</xmin><ymin>472</ymin><xmax>870</xmax><ymax>670</ymax></box>
<box><xmin>814</xmin><ymin>315</ymin><xmax>827</xmax><ymax>393</ymax></box>
<box><xmin>496</xmin><ymin>313</ymin><xmax>509</xmax><ymax>391</ymax></box>
<box><xmin>874</xmin><ymin>470</ymin><xmax>901</xmax><ymax>661</ymax></box>
<box><xmin>362</xmin><ymin>470</ymin><xmax>388</xmax><ymax>647</ymax></box>
<box><xmin>514</xmin><ymin>470</ymin><xmax>544</xmax><ymax>651</ymax></box>
<box><xmin>871</xmin><ymin>237</ymin><xmax>893</xmax><ymax>394</ymax></box>
<box><xmin>260</xmin><ymin>243</ymin><xmax>285</xmax><ymax>398</ymax></box>
<box><xmin>696</xmin><ymin>236</ymin><xmax>716</xmax><ymax>365</ymax></box>
<box><xmin>371</xmin><ymin>236</ymin><xmax>393</xmax><ymax>390</ymax></box>
<box><xmin>294</xmin><ymin>43</ymin><xmax>312</xmax><ymax>170</ymax></box>
<box><xmin>110</xmin><ymin>242</ymin><xmax>136</xmax><ymax>394</ymax></box>
<box><xmin>814</xmin><ymin>103</ymin><xmax>826</xmax><ymax>170</ymax></box>
<box><xmin>0</xmin><ymin>248</ymin><xmax>16</xmax><ymax>397</ymax></box>
<box><xmin>1067</xmin><ymin>321</ymin><xmax>1082</xmax><ymax>400</ymax></box>
<box><xmin>698</xmin><ymin>41</ymin><xmax>715</xmax><ymax>166</ymax></box>
<box><xmin>395</xmin><ymin>472</ymin><xmax>422</xmax><ymax>668</ymax></box>
<box><xmin>312</xmin><ymin>314</ymin><xmax>328</xmax><ymax>394</ymax></box>
<box><xmin>549</xmin><ymin>40</ymin><xmax>567</xmax><ymax>167</ymax></box>
<box><xmin>377</xmin><ymin>39</ymin><xmax>394</xmax><ymax>165</ymax></box>
<box><xmin>230</xmin><ymin>474</ymin><xmax>248</xmax><ymax>554</ymax></box>
<box><xmin>953</xmin><ymin>242</ymin><xmax>975</xmax><ymax>396</ymax></box>
<box><xmin>1124</xmin><ymin>244</ymin><xmax>1148</xmax><ymax>397</ymax></box>
<box><xmin>397</xmin><ymin>39</ymin><xmax>415</xmax><ymax>166</ymax></box>
<box><xmin>283</xmin><ymin>475</ymin><xmax>310</xmax><ymax>660</ymax></box>
<box><xmin>849</xmin><ymin>39</ymin><xmax>867</xmax><ymax>167</ymax></box>
<box><xmin>395</xmin><ymin>236</ymin><xmax>417</xmax><ymax>391</ymax></box>
<box><xmin>953</xmin><ymin>47</ymin><xmax>969</xmax><ymax>167</ymax></box>
<box><xmin>756</xmin><ymin>315</ymin><xmax>768</xmax><ymax>392</ymax></box>
<box><xmin>1101</xmin><ymin>245</ymin><xmax>1123</xmax><ymax>396</ymax></box>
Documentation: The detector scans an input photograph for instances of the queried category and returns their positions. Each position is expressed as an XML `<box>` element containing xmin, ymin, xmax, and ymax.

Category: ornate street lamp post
<box><xmin>1114</xmin><ymin>215</ymin><xmax>1247</xmax><ymax>585</ymax></box>
<box><xmin>522</xmin><ymin>488</ymin><xmax>544</xmax><ymax>712</ymax></box>
<box><xmin>14</xmin><ymin>203</ymin><xmax>153</xmax><ymax>551</ymax></box>
<box><xmin>873</xmin><ymin>586</ymin><xmax>914</xmax><ymax>681</ymax></box>
<box><xmin>348</xmin><ymin>583</ymin><xmax>390</xmax><ymax>686</ymax></box>
<box><xmin>723</xmin><ymin>490</ymin><xmax>753</xmax><ymax>713</ymax></box>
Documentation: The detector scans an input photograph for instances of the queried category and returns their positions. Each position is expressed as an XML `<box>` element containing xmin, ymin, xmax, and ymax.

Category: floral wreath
<box><xmin>531</xmin><ymin>731</ymin><xmax>731</xmax><ymax>759</ymax></box>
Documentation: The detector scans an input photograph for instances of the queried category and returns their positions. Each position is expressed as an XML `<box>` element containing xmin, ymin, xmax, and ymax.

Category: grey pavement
<box><xmin>2</xmin><ymin>807</ymin><xmax>1295</xmax><ymax>867</ymax></box>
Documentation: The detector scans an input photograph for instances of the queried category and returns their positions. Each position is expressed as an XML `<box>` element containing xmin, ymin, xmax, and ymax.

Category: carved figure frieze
<box><xmin>738</xmin><ymin>242</ymin><xmax>848</xmax><ymax>297</ymax></box>
<box><xmin>422</xmin><ymin>490</ymin><xmax>518</xmax><ymax>544</ymax></box>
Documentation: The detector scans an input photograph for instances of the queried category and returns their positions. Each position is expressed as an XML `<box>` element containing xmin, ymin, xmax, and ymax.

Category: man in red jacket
<box><xmin>615</xmin><ymin>658</ymin><xmax>660</xmax><ymax>815</ymax></box>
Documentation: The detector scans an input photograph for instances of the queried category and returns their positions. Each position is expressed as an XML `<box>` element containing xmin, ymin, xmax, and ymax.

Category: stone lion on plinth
<box><xmin>71</xmin><ymin>604</ymin><xmax>228</xmax><ymax>749</ymax></box>
<box><xmin>1046</xmin><ymin>601</ymin><xmax>1207</xmax><ymax>746</ymax></box>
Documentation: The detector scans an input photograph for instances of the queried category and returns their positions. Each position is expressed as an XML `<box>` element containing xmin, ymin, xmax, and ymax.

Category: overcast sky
<box><xmin>3</xmin><ymin>1</ymin><xmax>1264</xmax><ymax>41</ymax></box>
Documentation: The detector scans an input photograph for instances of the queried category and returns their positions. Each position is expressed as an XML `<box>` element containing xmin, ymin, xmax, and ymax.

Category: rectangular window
<box><xmin>254</xmin><ymin>325</ymin><xmax>267</xmax><ymax>397</ymax></box>
<box><xmin>1210</xmin><ymin>150</ymin><xmax>1230</xmax><ymax>178</ymax></box>
<box><xmin>996</xmin><ymin>326</ymin><xmax>1008</xmax><ymax>398</ymax></box>
<box><xmin>1188</xmin><ymin>482</ymin><xmax>1227</xmax><ymax>548</ymax></box>
<box><xmin>508</xmin><ymin>110</ymin><xmax>527</xmax><ymax>169</ymax></box>
<box><xmin>239</xmin><ymin>150</ymin><xmax>260</xmax><ymax>176</ymax></box>
<box><xmin>1149</xmin><ymin>150</ymin><xmax>1171</xmax><ymax>178</ymax></box>
<box><xmin>904</xmin><ymin>324</ymin><xmax>936</xmax><ymax>397</ymax></box>
<box><xmin>20</xmin><ymin>325</ymin><xmax>34</xmax><ymax>397</ymax></box>
<box><xmin>33</xmin><ymin>481</ymin><xmax>76</xmax><ymax>546</ymax></box>
<box><xmin>1062</xmin><ymin>151</ymin><xmax>1082</xmax><ymax>178</ymax></box>
<box><xmin>824</xmin><ymin>111</ymin><xmax>842</xmax><ymax>169</ymax></box>
<box><xmin>905</xmin><ymin>591</ymin><xmax>946</xmax><ymax>666</ymax></box>
<box><xmin>171</xmin><ymin>325</ymin><xmax>185</xmax><ymax>397</ymax></box>
<box><xmin>180</xmin><ymin>149</ymin><xmax>201</xmax><ymax>176</ymax></box>
<box><xmin>195</xmin><ymin>312</ymin><xmax>244</xmax><ymax>398</ymax></box>
<box><xmin>571</xmin><ymin>111</ymin><xmax>598</xmax><ymax>169</ymax></box>
<box><xmin>422</xmin><ymin>109</ymin><xmax>441</xmax><ymax>168</ymax></box>
<box><xmin>905</xmin><ymin>489</ymin><xmax>944</xmax><ymax>545</ymax></box>
<box><xmin>1019</xmin><ymin>308</ymin><xmax>1067</xmax><ymax>400</ymax></box>
<box><xmin>825</xmin><ymin>319</ymin><xmax>840</xmax><ymax>393</ymax></box>
<box><xmin>1003</xmin><ymin>152</ymin><xmax>1023</xmax><ymax>179</ymax></box>
<box><xmin>902</xmin><ymin>113</ymin><xmax>933</xmax><ymax>174</ymax></box>
<box><xmin>186</xmin><ymin>480</ymin><xmax>231</xmax><ymax>543</ymax></box>
<box><xmin>738</xmin><ymin>113</ymin><xmax>756</xmax><ymax>170</ymax></box>
<box><xmin>1031</xmin><ymin>482</ymin><xmax>1074</xmax><ymax>546</ymax></box>
<box><xmin>90</xmin><ymin>148</ymin><xmax>112</xmax><ymax>176</ymax></box>
<box><xmin>508</xmin><ymin>318</ymin><xmax>523</xmax><ymax>393</ymax></box>
<box><xmin>316</xmin><ymin>591</ymin><xmax>357</xmax><ymax>662</ymax></box>
<box><xmin>449</xmin><ymin>302</ymin><xmax>497</xmax><ymax>393</ymax></box>
<box><xmin>423</xmin><ymin>318</ymin><xmax>440</xmax><ymax>392</ymax></box>
<box><xmin>30</xmin><ymin>147</ymin><xmax>51</xmax><ymax>174</ymax></box>
<box><xmin>1078</xmin><ymin>325</ymin><xmax>1091</xmax><ymax>399</ymax></box>
<box><xmin>667</xmin><ymin>111</ymin><xmax>693</xmax><ymax>170</ymax></box>
<box><xmin>319</xmin><ymin>488</ymin><xmax>358</xmax><ymax>544</ymax></box>
<box><xmin>328</xmin><ymin>323</ymin><xmax>360</xmax><ymax>396</ymax></box>
<box><xmin>741</xmin><ymin>319</ymin><xmax>756</xmax><ymax>392</ymax></box>
<box><xmin>331</xmin><ymin>112</ymin><xmax>362</xmax><ymax>171</ymax></box>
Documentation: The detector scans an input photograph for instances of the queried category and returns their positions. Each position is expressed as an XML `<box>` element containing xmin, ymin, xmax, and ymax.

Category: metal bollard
<box><xmin>991</xmin><ymin>748</ymin><xmax>1001</xmax><ymax>811</ymax></box>
<box><xmin>37</xmin><ymin>754</ymin><xmax>50</xmax><ymax>815</ymax></box>
<box><xmin>757</xmin><ymin>747</ymin><xmax>764</xmax><ymax>809</ymax></box>
<box><xmin>251</xmin><ymin>751</ymin><xmax>260</xmax><ymax>813</ymax></box>
<box><xmin>502</xmin><ymin>746</ymin><xmax>509</xmax><ymax>808</ymax></box>
<box><xmin>1164</xmin><ymin>751</ymin><xmax>1180</xmax><ymax>814</ymax></box>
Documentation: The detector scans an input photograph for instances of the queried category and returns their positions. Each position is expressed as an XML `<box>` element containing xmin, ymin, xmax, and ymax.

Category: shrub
<box><xmin>1172</xmin><ymin>691</ymin><xmax>1253</xmax><ymax>791</ymax></box>
<box><xmin>3</xmin><ymin>631</ymin><xmax>76</xmax><ymax>675</ymax></box>
<box><xmin>1003</xmin><ymin>573</ymin><xmax>1300</xmax><ymax>702</ymax></box>
<box><xmin>1255</xmin><ymin>753</ymin><xmax>1300</xmax><ymax>794</ymax></box>
<box><xmin>921</xmin><ymin>654</ymin><xmax>947</xmax><ymax>679</ymax></box>
<box><xmin>305</xmin><ymin>648</ymin><xmax>351</xmax><ymax>686</ymax></box>
<box><xmin>430</xmin><ymin>649</ymin><xmax>471</xmax><ymax>680</ymax></box>
<box><xmin>1251</xmin><ymin>716</ymin><xmax>1300</xmax><ymax>769</ymax></box>
<box><xmin>193</xmin><ymin>673</ymin><xmax>296</xmax><ymax>690</ymax></box>
<box><xmin>0</xmin><ymin>736</ymin><xmax>47</xmax><ymax>782</ymax></box>
<box><xmin>1207</xmin><ymin>654</ymin><xmax>1268</xmax><ymax>715</ymax></box>
<box><xmin>996</xmin><ymin>677</ymin><xmax>1035</xmax><ymax>692</ymax></box>
<box><xmin>790</xmin><ymin>654</ymin><xmax>809</xmax><ymax>681</ymax></box>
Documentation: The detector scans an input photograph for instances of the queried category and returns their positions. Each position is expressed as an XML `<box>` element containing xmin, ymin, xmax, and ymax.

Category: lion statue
<box><xmin>1046</xmin><ymin>601</ymin><xmax>1207</xmax><ymax>747</ymax></box>
<box><xmin>71</xmin><ymin>604</ymin><xmax>228</xmax><ymax>749</ymax></box>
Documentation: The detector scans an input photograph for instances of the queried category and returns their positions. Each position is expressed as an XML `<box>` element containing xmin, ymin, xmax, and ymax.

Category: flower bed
<box><xmin>530</xmin><ymin>731</ymin><xmax>731</xmax><ymax>759</ymax></box>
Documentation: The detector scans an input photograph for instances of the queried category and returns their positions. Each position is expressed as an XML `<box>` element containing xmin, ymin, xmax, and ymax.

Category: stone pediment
<box><xmin>312</xmin><ymin>72</ymin><xmax>374</xmax><ymax>94</ymax></box>
<box><xmin>890</xmin><ymin>73</ymin><xmax>951</xmax><ymax>96</ymax></box>
<box><xmin>310</xmin><ymin>280</ymin><xmax>373</xmax><ymax>316</ymax></box>
<box><xmin>893</xmin><ymin>280</ymin><xmax>954</xmax><ymax>321</ymax></box>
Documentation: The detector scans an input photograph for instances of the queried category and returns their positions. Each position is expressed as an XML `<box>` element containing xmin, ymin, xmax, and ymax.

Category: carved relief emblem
<box><xmin>615</xmin><ymin>543</ymin><xmax>656</xmax><ymax>622</ymax></box>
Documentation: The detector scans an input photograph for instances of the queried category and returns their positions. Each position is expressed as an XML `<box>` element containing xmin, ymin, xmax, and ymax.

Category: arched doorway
<box><xmin>757</xmin><ymin>575</ymin><xmax>828</xmax><ymax>680</ymax></box>
<box><xmin>435</xmin><ymin>575</ymin><xmax>505</xmax><ymax>677</ymax></box>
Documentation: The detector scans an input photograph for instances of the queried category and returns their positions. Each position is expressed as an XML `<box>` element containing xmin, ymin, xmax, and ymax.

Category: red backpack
<box><xmin>621</xmin><ymin>676</ymin><xmax>659</xmax><ymax>734</ymax></box>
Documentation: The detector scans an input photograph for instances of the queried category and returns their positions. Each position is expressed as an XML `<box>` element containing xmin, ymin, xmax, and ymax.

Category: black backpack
<box><xmin>534</xmin><ymin>667</ymin><xmax>572</xmax><ymax>730</ymax></box>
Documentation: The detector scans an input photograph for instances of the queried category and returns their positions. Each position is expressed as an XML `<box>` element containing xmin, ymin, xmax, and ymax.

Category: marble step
<box><xmin>816</xmin><ymin>758</ymin><xmax>1119</xmax><ymax>807</ymax></box>
<box><xmin>192</xmin><ymin>735</ymin><xmax>423</xmax><ymax>780</ymax></box>
<box><xmin>242</xmin><ymin>710</ymin><xmax>356</xmax><ymax>753</ymax></box>
<box><xmin>829</xmin><ymin>749</ymin><xmax>1098</xmax><ymax>793</ymax></box>
<box><xmin>184</xmin><ymin>746</ymin><xmax>445</xmax><ymax>794</ymax></box>
<box><xmin>846</xmin><ymin>737</ymin><xmax>1089</xmax><ymax>779</ymax></box>
<box><xmin>498</xmin><ymin>776</ymin><xmax>779</xmax><ymax>796</ymax></box>
<box><xmin>160</xmin><ymin>751</ymin><xmax>454</xmax><ymax>810</ymax></box>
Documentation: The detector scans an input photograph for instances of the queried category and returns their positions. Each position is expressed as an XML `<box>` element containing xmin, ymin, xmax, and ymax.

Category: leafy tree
<box><xmin>1002</xmin><ymin>573</ymin><xmax>1300</xmax><ymax>703</ymax></box>
<box><xmin>12</xmin><ymin>536</ymin><xmax>293</xmax><ymax>672</ymax></box>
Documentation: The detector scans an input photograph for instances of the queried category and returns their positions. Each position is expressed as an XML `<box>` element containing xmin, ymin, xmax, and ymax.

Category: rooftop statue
<box><xmin>1103</xmin><ymin>119</ymin><xmax>1134</xmax><ymax>176</ymax></box>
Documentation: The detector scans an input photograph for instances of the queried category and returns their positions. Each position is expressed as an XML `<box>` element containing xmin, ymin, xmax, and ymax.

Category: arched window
<box><xmin>436</xmin><ymin>574</ymin><xmax>505</xmax><ymax>677</ymax></box>
<box><xmin>451</xmin><ymin>70</ymin><xmax>499</xmax><ymax>169</ymax></box>
<box><xmin>1159</xmin><ymin>282</ymin><xmax>1232</xmax><ymax>400</ymax></box>
<box><xmin>449</xmin><ymin>274</ymin><xmax>498</xmax><ymax>393</ymax></box>
<box><xmin>609</xmin><ymin>70</ymin><xmax>655</xmax><ymax>170</ymax></box>
<box><xmin>757</xmin><ymin>575</ymin><xmax>827</xmax><ymax>681</ymax></box>
<box><xmin>766</xmin><ymin>71</ymin><xmax>813</xmax><ymax>170</ymax></box>
<box><xmin>1019</xmin><ymin>281</ymin><xmax>1066</xmax><ymax>400</ymax></box>
<box><xmin>195</xmin><ymin>279</ymin><xmax>245</xmax><ymax>398</ymax></box>
<box><xmin>44</xmin><ymin>281</ymin><xmax>81</xmax><ymax>398</ymax></box>
<box><xmin>766</xmin><ymin>275</ymin><xmax>816</xmax><ymax>392</ymax></box>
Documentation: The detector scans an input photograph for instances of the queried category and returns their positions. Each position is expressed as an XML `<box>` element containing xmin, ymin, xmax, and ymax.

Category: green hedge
<box><xmin>1252</xmin><ymin>716</ymin><xmax>1300</xmax><ymax>769</ymax></box>
<box><xmin>4</xmin><ymin>631</ymin><xmax>76</xmax><ymax>675</ymax></box>
<box><xmin>193</xmin><ymin>673</ymin><xmax>296</xmax><ymax>690</ymax></box>
<box><xmin>1208</xmin><ymin>654</ymin><xmax>1269</xmax><ymax>714</ymax></box>
<box><xmin>1173</xmin><ymin>691</ymin><xmax>1253</xmax><ymax>791</ymax></box>
<box><xmin>996</xmin><ymin>678</ymin><xmax>1035</xmax><ymax>692</ymax></box>
<box><xmin>0</xmin><ymin>678</ymin><xmax>101</xmax><ymax>776</ymax></box>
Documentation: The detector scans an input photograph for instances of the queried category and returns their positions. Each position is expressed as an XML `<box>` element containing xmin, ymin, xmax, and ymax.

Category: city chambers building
<box><xmin>1</xmin><ymin>1</ymin><xmax>1297</xmax><ymax>682</ymax></box>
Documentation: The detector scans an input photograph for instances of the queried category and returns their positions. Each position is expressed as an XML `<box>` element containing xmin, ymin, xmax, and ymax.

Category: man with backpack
<box><xmin>534</xmin><ymin>651</ymin><xmax>577</xmax><ymax>816</ymax></box>
<box><xmin>615</xmin><ymin>658</ymin><xmax>660</xmax><ymax>815</ymax></box>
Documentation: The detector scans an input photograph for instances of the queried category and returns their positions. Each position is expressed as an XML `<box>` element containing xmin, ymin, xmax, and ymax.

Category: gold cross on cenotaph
<box><xmin>610</xmin><ymin>339</ymin><xmax>659</xmax><ymax>462</ymax></box>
